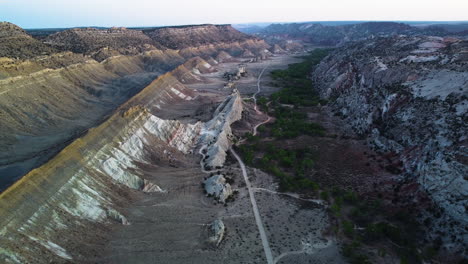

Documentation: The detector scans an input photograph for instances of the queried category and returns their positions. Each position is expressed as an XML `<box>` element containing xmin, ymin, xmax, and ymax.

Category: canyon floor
<box><xmin>97</xmin><ymin>55</ymin><xmax>347</xmax><ymax>264</ymax></box>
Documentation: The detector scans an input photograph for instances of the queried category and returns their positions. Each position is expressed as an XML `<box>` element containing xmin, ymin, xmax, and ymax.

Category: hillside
<box><xmin>0</xmin><ymin>22</ymin><xmax>269</xmax><ymax>191</ymax></box>
<box><xmin>260</xmin><ymin>21</ymin><xmax>467</xmax><ymax>46</ymax></box>
<box><xmin>144</xmin><ymin>24</ymin><xmax>252</xmax><ymax>49</ymax></box>
<box><xmin>312</xmin><ymin>35</ymin><xmax>467</xmax><ymax>254</ymax></box>
<box><xmin>0</xmin><ymin>22</ymin><xmax>56</xmax><ymax>59</ymax></box>
<box><xmin>44</xmin><ymin>27</ymin><xmax>159</xmax><ymax>59</ymax></box>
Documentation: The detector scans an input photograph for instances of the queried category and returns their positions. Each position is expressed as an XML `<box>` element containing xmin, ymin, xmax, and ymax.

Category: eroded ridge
<box><xmin>0</xmin><ymin>56</ymin><xmax>248</xmax><ymax>263</ymax></box>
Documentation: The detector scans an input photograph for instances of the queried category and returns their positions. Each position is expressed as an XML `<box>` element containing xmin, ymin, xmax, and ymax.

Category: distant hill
<box><xmin>144</xmin><ymin>24</ymin><xmax>253</xmax><ymax>49</ymax></box>
<box><xmin>44</xmin><ymin>27</ymin><xmax>158</xmax><ymax>57</ymax></box>
<box><xmin>0</xmin><ymin>22</ymin><xmax>56</xmax><ymax>58</ymax></box>
<box><xmin>258</xmin><ymin>21</ymin><xmax>468</xmax><ymax>46</ymax></box>
<box><xmin>417</xmin><ymin>23</ymin><xmax>468</xmax><ymax>33</ymax></box>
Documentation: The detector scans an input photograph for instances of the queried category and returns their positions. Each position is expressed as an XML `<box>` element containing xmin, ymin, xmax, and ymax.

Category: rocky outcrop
<box><xmin>207</xmin><ymin>219</ymin><xmax>226</xmax><ymax>247</ymax></box>
<box><xmin>203</xmin><ymin>175</ymin><xmax>233</xmax><ymax>203</ymax></box>
<box><xmin>200</xmin><ymin>91</ymin><xmax>243</xmax><ymax>169</ymax></box>
<box><xmin>312</xmin><ymin>35</ymin><xmax>467</xmax><ymax>253</ymax></box>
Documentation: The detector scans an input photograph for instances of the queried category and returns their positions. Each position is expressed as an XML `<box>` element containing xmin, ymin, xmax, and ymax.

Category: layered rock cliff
<box><xmin>0</xmin><ymin>23</ymin><xmax>267</xmax><ymax>190</ymax></box>
<box><xmin>312</xmin><ymin>35</ymin><xmax>467</xmax><ymax>253</ymax></box>
<box><xmin>0</xmin><ymin>56</ymin><xmax>244</xmax><ymax>262</ymax></box>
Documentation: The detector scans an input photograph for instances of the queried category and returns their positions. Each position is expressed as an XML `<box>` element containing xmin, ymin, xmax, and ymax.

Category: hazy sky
<box><xmin>1</xmin><ymin>0</ymin><xmax>467</xmax><ymax>28</ymax></box>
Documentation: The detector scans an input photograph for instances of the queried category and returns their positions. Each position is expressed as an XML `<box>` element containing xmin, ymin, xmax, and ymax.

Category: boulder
<box><xmin>207</xmin><ymin>219</ymin><xmax>225</xmax><ymax>247</ymax></box>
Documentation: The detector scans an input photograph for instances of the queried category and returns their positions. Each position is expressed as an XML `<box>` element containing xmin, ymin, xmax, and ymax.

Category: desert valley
<box><xmin>0</xmin><ymin>15</ymin><xmax>466</xmax><ymax>264</ymax></box>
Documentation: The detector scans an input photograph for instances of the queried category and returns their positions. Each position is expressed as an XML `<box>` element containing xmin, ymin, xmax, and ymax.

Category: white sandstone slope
<box><xmin>200</xmin><ymin>91</ymin><xmax>243</xmax><ymax>169</ymax></box>
<box><xmin>0</xmin><ymin>84</ymin><xmax>244</xmax><ymax>263</ymax></box>
<box><xmin>198</xmin><ymin>91</ymin><xmax>243</xmax><ymax>203</ymax></box>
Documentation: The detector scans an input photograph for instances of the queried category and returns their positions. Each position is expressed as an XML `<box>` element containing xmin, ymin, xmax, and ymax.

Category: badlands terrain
<box><xmin>0</xmin><ymin>21</ymin><xmax>466</xmax><ymax>264</ymax></box>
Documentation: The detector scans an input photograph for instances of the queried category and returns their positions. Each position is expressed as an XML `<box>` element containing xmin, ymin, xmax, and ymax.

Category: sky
<box><xmin>0</xmin><ymin>0</ymin><xmax>467</xmax><ymax>29</ymax></box>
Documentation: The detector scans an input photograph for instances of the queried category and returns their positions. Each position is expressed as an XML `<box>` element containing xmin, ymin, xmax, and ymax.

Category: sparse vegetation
<box><xmin>236</xmin><ymin>48</ymin><xmax>440</xmax><ymax>264</ymax></box>
<box><xmin>237</xmin><ymin>49</ymin><xmax>331</xmax><ymax>191</ymax></box>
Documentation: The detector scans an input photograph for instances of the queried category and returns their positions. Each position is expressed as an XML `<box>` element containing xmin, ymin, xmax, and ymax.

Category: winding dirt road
<box><xmin>252</xmin><ymin>67</ymin><xmax>267</xmax><ymax>113</ymax></box>
<box><xmin>251</xmin><ymin>67</ymin><xmax>272</xmax><ymax>136</ymax></box>
<box><xmin>230</xmin><ymin>66</ymin><xmax>274</xmax><ymax>263</ymax></box>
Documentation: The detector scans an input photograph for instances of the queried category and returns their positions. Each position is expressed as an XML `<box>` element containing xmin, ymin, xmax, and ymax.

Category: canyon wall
<box><xmin>312</xmin><ymin>36</ymin><xmax>467</xmax><ymax>253</ymax></box>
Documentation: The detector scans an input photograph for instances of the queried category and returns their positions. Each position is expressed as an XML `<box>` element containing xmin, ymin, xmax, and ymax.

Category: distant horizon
<box><xmin>10</xmin><ymin>20</ymin><xmax>468</xmax><ymax>31</ymax></box>
<box><xmin>1</xmin><ymin>0</ymin><xmax>467</xmax><ymax>29</ymax></box>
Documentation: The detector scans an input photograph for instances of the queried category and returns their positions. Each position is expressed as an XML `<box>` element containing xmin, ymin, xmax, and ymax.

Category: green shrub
<box><xmin>344</xmin><ymin>191</ymin><xmax>358</xmax><ymax>204</ymax></box>
<box><xmin>342</xmin><ymin>241</ymin><xmax>371</xmax><ymax>264</ymax></box>
<box><xmin>331</xmin><ymin>202</ymin><xmax>341</xmax><ymax>216</ymax></box>
<box><xmin>342</xmin><ymin>220</ymin><xmax>354</xmax><ymax>238</ymax></box>
<box><xmin>320</xmin><ymin>191</ymin><xmax>330</xmax><ymax>201</ymax></box>
<box><xmin>297</xmin><ymin>178</ymin><xmax>319</xmax><ymax>191</ymax></box>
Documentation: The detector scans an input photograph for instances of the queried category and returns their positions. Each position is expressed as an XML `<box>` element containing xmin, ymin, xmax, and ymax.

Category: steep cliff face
<box><xmin>0</xmin><ymin>23</ymin><xmax>266</xmax><ymax>190</ymax></box>
<box><xmin>0</xmin><ymin>57</ymin><xmax>244</xmax><ymax>262</ymax></box>
<box><xmin>312</xmin><ymin>36</ymin><xmax>467</xmax><ymax>251</ymax></box>
<box><xmin>200</xmin><ymin>92</ymin><xmax>243</xmax><ymax>169</ymax></box>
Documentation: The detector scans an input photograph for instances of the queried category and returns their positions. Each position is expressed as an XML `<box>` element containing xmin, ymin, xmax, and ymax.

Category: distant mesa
<box><xmin>144</xmin><ymin>24</ymin><xmax>253</xmax><ymax>50</ymax></box>
<box><xmin>257</xmin><ymin>21</ymin><xmax>468</xmax><ymax>47</ymax></box>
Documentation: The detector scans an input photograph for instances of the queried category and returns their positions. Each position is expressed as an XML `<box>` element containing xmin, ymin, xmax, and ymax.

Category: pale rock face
<box><xmin>192</xmin><ymin>68</ymin><xmax>201</xmax><ymax>75</ymax></box>
<box><xmin>106</xmin><ymin>208</ymin><xmax>130</xmax><ymax>225</ymax></box>
<box><xmin>200</xmin><ymin>91</ymin><xmax>243</xmax><ymax>168</ymax></box>
<box><xmin>203</xmin><ymin>175</ymin><xmax>233</xmax><ymax>203</ymax></box>
<box><xmin>28</xmin><ymin>236</ymin><xmax>73</xmax><ymax>260</ymax></box>
<box><xmin>406</xmin><ymin>70</ymin><xmax>468</xmax><ymax>100</ymax></box>
<box><xmin>208</xmin><ymin>219</ymin><xmax>225</xmax><ymax>246</ymax></box>
<box><xmin>91</xmin><ymin>111</ymin><xmax>201</xmax><ymax>192</ymax></box>
<box><xmin>313</xmin><ymin>35</ymin><xmax>467</xmax><ymax>251</ymax></box>
<box><xmin>399</xmin><ymin>55</ymin><xmax>440</xmax><ymax>63</ymax></box>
